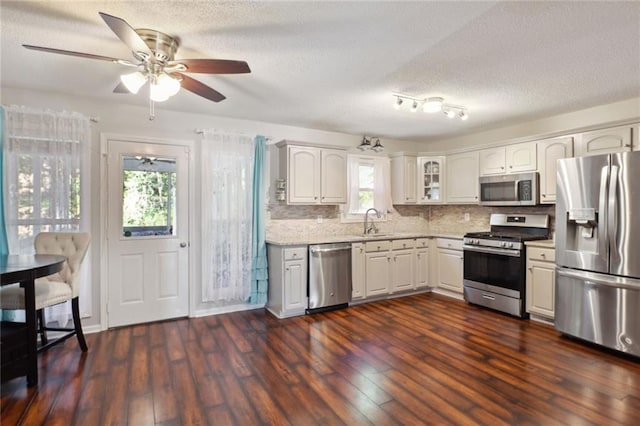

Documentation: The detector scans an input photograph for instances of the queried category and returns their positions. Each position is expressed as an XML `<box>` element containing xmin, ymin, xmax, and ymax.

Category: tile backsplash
<box><xmin>266</xmin><ymin>203</ymin><xmax>555</xmax><ymax>240</ymax></box>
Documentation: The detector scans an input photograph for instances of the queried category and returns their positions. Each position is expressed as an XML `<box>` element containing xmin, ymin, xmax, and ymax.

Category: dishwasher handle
<box><xmin>309</xmin><ymin>244</ymin><xmax>352</xmax><ymax>254</ymax></box>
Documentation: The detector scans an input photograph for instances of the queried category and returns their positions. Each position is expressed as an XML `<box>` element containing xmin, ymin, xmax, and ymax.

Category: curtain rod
<box><xmin>194</xmin><ymin>128</ymin><xmax>271</xmax><ymax>140</ymax></box>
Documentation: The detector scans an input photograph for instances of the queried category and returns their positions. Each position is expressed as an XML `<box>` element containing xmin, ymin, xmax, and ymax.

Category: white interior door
<box><xmin>106</xmin><ymin>139</ymin><xmax>189</xmax><ymax>327</ymax></box>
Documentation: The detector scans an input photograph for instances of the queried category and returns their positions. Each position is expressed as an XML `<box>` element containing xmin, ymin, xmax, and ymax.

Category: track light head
<box><xmin>410</xmin><ymin>100</ymin><xmax>419</xmax><ymax>112</ymax></box>
<box><xmin>393</xmin><ymin>97</ymin><xmax>403</xmax><ymax>110</ymax></box>
<box><xmin>459</xmin><ymin>111</ymin><xmax>469</xmax><ymax>120</ymax></box>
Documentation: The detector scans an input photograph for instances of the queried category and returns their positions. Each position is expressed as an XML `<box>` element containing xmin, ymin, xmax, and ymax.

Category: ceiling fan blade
<box><xmin>23</xmin><ymin>44</ymin><xmax>130</xmax><ymax>64</ymax></box>
<box><xmin>113</xmin><ymin>82</ymin><xmax>130</xmax><ymax>93</ymax></box>
<box><xmin>177</xmin><ymin>74</ymin><xmax>226</xmax><ymax>102</ymax></box>
<box><xmin>99</xmin><ymin>12</ymin><xmax>152</xmax><ymax>57</ymax></box>
<box><xmin>168</xmin><ymin>59</ymin><xmax>251</xmax><ymax>74</ymax></box>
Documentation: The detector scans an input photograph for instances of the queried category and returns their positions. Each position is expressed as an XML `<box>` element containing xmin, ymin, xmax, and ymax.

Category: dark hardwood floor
<box><xmin>2</xmin><ymin>293</ymin><xmax>639</xmax><ymax>425</ymax></box>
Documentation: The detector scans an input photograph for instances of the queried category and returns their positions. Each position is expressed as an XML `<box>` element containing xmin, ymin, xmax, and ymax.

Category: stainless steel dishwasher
<box><xmin>307</xmin><ymin>242</ymin><xmax>352</xmax><ymax>314</ymax></box>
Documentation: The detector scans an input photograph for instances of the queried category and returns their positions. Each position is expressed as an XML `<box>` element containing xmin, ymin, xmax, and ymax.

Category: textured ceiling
<box><xmin>1</xmin><ymin>1</ymin><xmax>639</xmax><ymax>143</ymax></box>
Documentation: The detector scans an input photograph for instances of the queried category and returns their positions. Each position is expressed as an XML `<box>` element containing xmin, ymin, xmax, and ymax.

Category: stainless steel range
<box><xmin>463</xmin><ymin>214</ymin><xmax>550</xmax><ymax>318</ymax></box>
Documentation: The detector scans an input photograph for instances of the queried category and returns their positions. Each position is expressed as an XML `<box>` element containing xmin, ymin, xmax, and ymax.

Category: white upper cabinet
<box><xmin>446</xmin><ymin>151</ymin><xmax>479</xmax><ymax>204</ymax></box>
<box><xmin>287</xmin><ymin>146</ymin><xmax>320</xmax><ymax>203</ymax></box>
<box><xmin>279</xmin><ymin>142</ymin><xmax>347</xmax><ymax>205</ymax></box>
<box><xmin>479</xmin><ymin>142</ymin><xmax>537</xmax><ymax>176</ymax></box>
<box><xmin>479</xmin><ymin>147</ymin><xmax>506</xmax><ymax>175</ymax></box>
<box><xmin>574</xmin><ymin>125</ymin><xmax>632</xmax><ymax>156</ymax></box>
<box><xmin>537</xmin><ymin>136</ymin><xmax>573</xmax><ymax>204</ymax></box>
<box><xmin>321</xmin><ymin>149</ymin><xmax>348</xmax><ymax>203</ymax></box>
<box><xmin>418</xmin><ymin>157</ymin><xmax>445</xmax><ymax>203</ymax></box>
<box><xmin>391</xmin><ymin>153</ymin><xmax>417</xmax><ymax>204</ymax></box>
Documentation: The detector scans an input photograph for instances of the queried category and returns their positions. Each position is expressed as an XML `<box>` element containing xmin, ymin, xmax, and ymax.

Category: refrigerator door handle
<box><xmin>557</xmin><ymin>268</ymin><xmax>640</xmax><ymax>290</ymax></box>
<box><xmin>597</xmin><ymin>165</ymin><xmax>608</xmax><ymax>240</ymax></box>
<box><xmin>608</xmin><ymin>165</ymin><xmax>619</xmax><ymax>260</ymax></box>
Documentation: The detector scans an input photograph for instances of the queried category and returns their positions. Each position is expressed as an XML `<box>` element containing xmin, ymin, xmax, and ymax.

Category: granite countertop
<box><xmin>266</xmin><ymin>233</ymin><xmax>464</xmax><ymax>246</ymax></box>
<box><xmin>525</xmin><ymin>239</ymin><xmax>555</xmax><ymax>248</ymax></box>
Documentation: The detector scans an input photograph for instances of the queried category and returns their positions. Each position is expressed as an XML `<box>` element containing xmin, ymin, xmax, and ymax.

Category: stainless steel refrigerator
<box><xmin>556</xmin><ymin>151</ymin><xmax>640</xmax><ymax>357</ymax></box>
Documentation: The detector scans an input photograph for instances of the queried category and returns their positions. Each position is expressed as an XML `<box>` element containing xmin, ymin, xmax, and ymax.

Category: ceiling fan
<box><xmin>23</xmin><ymin>12</ymin><xmax>251</xmax><ymax>110</ymax></box>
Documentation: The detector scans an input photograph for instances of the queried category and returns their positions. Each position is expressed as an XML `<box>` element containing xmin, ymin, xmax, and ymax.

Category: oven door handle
<box><xmin>463</xmin><ymin>245</ymin><xmax>521</xmax><ymax>257</ymax></box>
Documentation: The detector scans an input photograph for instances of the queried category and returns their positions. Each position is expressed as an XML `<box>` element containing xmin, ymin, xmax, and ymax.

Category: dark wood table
<box><xmin>1</xmin><ymin>254</ymin><xmax>65</xmax><ymax>386</ymax></box>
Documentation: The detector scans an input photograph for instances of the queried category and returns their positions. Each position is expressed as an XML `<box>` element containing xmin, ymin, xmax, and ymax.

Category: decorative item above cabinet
<box><xmin>277</xmin><ymin>140</ymin><xmax>347</xmax><ymax>205</ymax></box>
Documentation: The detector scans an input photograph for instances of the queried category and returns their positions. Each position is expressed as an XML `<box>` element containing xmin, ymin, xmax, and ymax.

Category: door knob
<box><xmin>180</xmin><ymin>242</ymin><xmax>187</xmax><ymax>248</ymax></box>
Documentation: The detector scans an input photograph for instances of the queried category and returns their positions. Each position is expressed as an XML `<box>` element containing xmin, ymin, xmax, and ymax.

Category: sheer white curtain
<box><xmin>2</xmin><ymin>105</ymin><xmax>92</xmax><ymax>326</ymax></box>
<box><xmin>201</xmin><ymin>130</ymin><xmax>255</xmax><ymax>302</ymax></box>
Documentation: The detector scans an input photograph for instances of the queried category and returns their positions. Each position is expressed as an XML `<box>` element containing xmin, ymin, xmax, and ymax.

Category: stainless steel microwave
<box><xmin>479</xmin><ymin>172</ymin><xmax>539</xmax><ymax>206</ymax></box>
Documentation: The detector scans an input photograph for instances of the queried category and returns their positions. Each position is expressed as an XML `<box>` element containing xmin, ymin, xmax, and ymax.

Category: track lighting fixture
<box><xmin>392</xmin><ymin>93</ymin><xmax>469</xmax><ymax>120</ymax></box>
<box><xmin>358</xmin><ymin>136</ymin><xmax>384</xmax><ymax>152</ymax></box>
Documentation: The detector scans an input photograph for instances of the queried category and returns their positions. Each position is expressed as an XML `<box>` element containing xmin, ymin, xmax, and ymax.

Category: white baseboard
<box><xmin>82</xmin><ymin>324</ymin><xmax>103</xmax><ymax>334</ymax></box>
<box><xmin>431</xmin><ymin>287</ymin><xmax>465</xmax><ymax>300</ymax></box>
<box><xmin>191</xmin><ymin>303</ymin><xmax>265</xmax><ymax>318</ymax></box>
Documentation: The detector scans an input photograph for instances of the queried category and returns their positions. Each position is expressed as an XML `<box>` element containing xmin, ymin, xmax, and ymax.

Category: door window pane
<box><xmin>121</xmin><ymin>155</ymin><xmax>177</xmax><ymax>237</ymax></box>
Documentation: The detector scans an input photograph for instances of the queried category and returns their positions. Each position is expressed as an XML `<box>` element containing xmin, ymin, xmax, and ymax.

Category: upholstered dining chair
<box><xmin>0</xmin><ymin>232</ymin><xmax>91</xmax><ymax>352</ymax></box>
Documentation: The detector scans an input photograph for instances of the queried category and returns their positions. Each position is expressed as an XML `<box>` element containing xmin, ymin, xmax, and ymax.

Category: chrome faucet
<box><xmin>363</xmin><ymin>208</ymin><xmax>381</xmax><ymax>234</ymax></box>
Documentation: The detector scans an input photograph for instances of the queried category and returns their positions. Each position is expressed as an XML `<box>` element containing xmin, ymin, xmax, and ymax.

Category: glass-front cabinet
<box><xmin>418</xmin><ymin>157</ymin><xmax>445</xmax><ymax>203</ymax></box>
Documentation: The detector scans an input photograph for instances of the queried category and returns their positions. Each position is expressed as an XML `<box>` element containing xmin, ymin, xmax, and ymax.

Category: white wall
<box><xmin>1</xmin><ymin>86</ymin><xmax>422</xmax><ymax>328</ymax></box>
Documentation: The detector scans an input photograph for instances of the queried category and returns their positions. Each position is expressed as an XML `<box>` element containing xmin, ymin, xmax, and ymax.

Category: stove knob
<box><xmin>508</xmin><ymin>242</ymin><xmax>514</xmax><ymax>248</ymax></box>
<box><xmin>474</xmin><ymin>239</ymin><xmax>479</xmax><ymax>245</ymax></box>
<box><xmin>500</xmin><ymin>242</ymin><xmax>506</xmax><ymax>248</ymax></box>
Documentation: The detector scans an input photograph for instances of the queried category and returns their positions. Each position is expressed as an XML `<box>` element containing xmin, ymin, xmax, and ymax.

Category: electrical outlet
<box><xmin>317</xmin><ymin>215</ymin><xmax>323</xmax><ymax>224</ymax></box>
<box><xmin>464</xmin><ymin>213</ymin><xmax>470</xmax><ymax>222</ymax></box>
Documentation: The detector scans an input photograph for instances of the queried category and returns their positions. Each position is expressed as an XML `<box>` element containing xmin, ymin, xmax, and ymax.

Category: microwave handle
<box><xmin>514</xmin><ymin>179</ymin><xmax>520</xmax><ymax>198</ymax></box>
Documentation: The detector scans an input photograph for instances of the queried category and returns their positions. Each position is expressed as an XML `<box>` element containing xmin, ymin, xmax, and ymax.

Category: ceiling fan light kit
<box><xmin>392</xmin><ymin>94</ymin><xmax>468</xmax><ymax>120</ymax></box>
<box><xmin>22</xmin><ymin>11</ymin><xmax>251</xmax><ymax>120</ymax></box>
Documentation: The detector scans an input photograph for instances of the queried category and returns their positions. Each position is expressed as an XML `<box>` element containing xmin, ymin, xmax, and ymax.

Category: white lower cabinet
<box><xmin>526</xmin><ymin>245</ymin><xmax>556</xmax><ymax>319</ymax></box>
<box><xmin>390</xmin><ymin>239</ymin><xmax>415</xmax><ymax>293</ymax></box>
<box><xmin>415</xmin><ymin>238</ymin><xmax>430</xmax><ymax>288</ymax></box>
<box><xmin>351</xmin><ymin>242</ymin><xmax>366</xmax><ymax>300</ymax></box>
<box><xmin>365</xmin><ymin>251</ymin><xmax>391</xmax><ymax>297</ymax></box>
<box><xmin>266</xmin><ymin>244</ymin><xmax>308</xmax><ymax>318</ymax></box>
<box><xmin>436</xmin><ymin>238</ymin><xmax>464</xmax><ymax>293</ymax></box>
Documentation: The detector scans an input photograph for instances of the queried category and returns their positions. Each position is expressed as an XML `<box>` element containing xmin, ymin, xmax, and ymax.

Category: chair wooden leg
<box><xmin>37</xmin><ymin>309</ymin><xmax>48</xmax><ymax>345</ymax></box>
<box><xmin>71</xmin><ymin>297</ymin><xmax>88</xmax><ymax>352</ymax></box>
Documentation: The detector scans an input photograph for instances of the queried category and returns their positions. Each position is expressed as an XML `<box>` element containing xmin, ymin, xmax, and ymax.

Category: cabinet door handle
<box><xmin>528</xmin><ymin>267</ymin><xmax>533</xmax><ymax>271</ymax></box>
<box><xmin>509</xmin><ymin>165</ymin><xmax>513</xmax><ymax>168</ymax></box>
<box><xmin>501</xmin><ymin>166</ymin><xmax>505</xmax><ymax>170</ymax></box>
<box><xmin>314</xmin><ymin>196</ymin><xmax>318</xmax><ymax>200</ymax></box>
<box><xmin>540</xmin><ymin>253</ymin><xmax>546</xmax><ymax>258</ymax></box>
<box><xmin>322</xmin><ymin>197</ymin><xmax>325</xmax><ymax>200</ymax></box>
